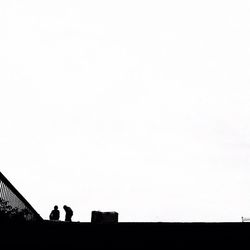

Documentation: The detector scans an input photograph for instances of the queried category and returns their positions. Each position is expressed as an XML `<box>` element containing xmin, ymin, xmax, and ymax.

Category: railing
<box><xmin>0</xmin><ymin>172</ymin><xmax>42</xmax><ymax>222</ymax></box>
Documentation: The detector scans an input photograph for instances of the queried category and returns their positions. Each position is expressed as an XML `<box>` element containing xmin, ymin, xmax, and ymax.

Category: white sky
<box><xmin>0</xmin><ymin>0</ymin><xmax>250</xmax><ymax>222</ymax></box>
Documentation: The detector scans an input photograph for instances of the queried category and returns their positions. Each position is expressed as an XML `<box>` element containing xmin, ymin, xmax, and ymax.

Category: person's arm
<box><xmin>49</xmin><ymin>211</ymin><xmax>53</xmax><ymax>220</ymax></box>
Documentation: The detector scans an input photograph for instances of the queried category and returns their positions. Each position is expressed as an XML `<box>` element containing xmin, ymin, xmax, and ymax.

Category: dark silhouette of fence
<box><xmin>0</xmin><ymin>172</ymin><xmax>42</xmax><ymax>222</ymax></box>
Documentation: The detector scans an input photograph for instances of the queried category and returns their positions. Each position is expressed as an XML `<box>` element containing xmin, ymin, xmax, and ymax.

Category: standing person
<box><xmin>63</xmin><ymin>205</ymin><xmax>73</xmax><ymax>222</ymax></box>
<box><xmin>49</xmin><ymin>205</ymin><xmax>60</xmax><ymax>221</ymax></box>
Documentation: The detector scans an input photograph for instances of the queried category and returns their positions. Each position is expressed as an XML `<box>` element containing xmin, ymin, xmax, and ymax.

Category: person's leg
<box><xmin>65</xmin><ymin>214</ymin><xmax>71</xmax><ymax>222</ymax></box>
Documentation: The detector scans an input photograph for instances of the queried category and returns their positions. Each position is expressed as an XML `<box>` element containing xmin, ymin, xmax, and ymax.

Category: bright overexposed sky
<box><xmin>0</xmin><ymin>0</ymin><xmax>250</xmax><ymax>222</ymax></box>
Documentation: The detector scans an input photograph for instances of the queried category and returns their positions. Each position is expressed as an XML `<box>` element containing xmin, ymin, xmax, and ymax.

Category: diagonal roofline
<box><xmin>0</xmin><ymin>172</ymin><xmax>43</xmax><ymax>221</ymax></box>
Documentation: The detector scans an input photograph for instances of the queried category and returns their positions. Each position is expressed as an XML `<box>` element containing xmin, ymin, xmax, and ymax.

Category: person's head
<box><xmin>54</xmin><ymin>205</ymin><xmax>58</xmax><ymax>210</ymax></box>
<box><xmin>63</xmin><ymin>205</ymin><xmax>67</xmax><ymax>210</ymax></box>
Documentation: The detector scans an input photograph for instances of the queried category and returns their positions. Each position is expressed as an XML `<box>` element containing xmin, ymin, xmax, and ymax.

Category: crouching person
<box><xmin>49</xmin><ymin>205</ymin><xmax>60</xmax><ymax>221</ymax></box>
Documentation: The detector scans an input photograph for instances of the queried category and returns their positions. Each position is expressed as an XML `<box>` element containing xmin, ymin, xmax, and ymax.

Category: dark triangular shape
<box><xmin>0</xmin><ymin>172</ymin><xmax>42</xmax><ymax>222</ymax></box>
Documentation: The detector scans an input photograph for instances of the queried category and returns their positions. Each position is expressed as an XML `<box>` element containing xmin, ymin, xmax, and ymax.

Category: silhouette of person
<box><xmin>49</xmin><ymin>205</ymin><xmax>60</xmax><ymax>221</ymax></box>
<box><xmin>63</xmin><ymin>205</ymin><xmax>73</xmax><ymax>222</ymax></box>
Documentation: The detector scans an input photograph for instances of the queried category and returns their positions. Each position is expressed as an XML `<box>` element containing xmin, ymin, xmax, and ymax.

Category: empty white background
<box><xmin>0</xmin><ymin>0</ymin><xmax>250</xmax><ymax>222</ymax></box>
